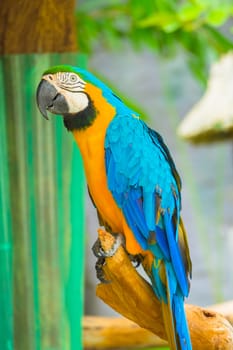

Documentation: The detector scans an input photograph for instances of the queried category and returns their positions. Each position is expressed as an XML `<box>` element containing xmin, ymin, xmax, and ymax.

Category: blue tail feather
<box><xmin>164</xmin><ymin>212</ymin><xmax>189</xmax><ymax>297</ymax></box>
<box><xmin>173</xmin><ymin>294</ymin><xmax>192</xmax><ymax>350</ymax></box>
<box><xmin>151</xmin><ymin>259</ymin><xmax>192</xmax><ymax>349</ymax></box>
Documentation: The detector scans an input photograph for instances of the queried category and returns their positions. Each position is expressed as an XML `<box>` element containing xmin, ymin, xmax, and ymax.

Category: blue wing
<box><xmin>105</xmin><ymin>114</ymin><xmax>192</xmax><ymax>349</ymax></box>
<box><xmin>105</xmin><ymin>114</ymin><xmax>190</xmax><ymax>296</ymax></box>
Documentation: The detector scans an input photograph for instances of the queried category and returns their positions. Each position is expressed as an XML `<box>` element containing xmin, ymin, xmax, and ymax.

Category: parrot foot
<box><xmin>95</xmin><ymin>257</ymin><xmax>110</xmax><ymax>284</ymax></box>
<box><xmin>92</xmin><ymin>233</ymin><xmax>125</xmax><ymax>258</ymax></box>
<box><xmin>92</xmin><ymin>233</ymin><xmax>125</xmax><ymax>284</ymax></box>
<box><xmin>128</xmin><ymin>254</ymin><xmax>142</xmax><ymax>268</ymax></box>
<box><xmin>92</xmin><ymin>237</ymin><xmax>106</xmax><ymax>258</ymax></box>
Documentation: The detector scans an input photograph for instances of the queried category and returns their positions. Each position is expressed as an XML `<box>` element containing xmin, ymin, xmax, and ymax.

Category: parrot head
<box><xmin>36</xmin><ymin>65</ymin><xmax>134</xmax><ymax>131</ymax></box>
<box><xmin>36</xmin><ymin>65</ymin><xmax>101</xmax><ymax>130</ymax></box>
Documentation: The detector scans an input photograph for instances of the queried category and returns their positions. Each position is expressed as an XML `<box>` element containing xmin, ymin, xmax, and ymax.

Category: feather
<box><xmin>163</xmin><ymin>212</ymin><xmax>189</xmax><ymax>297</ymax></box>
<box><xmin>105</xmin><ymin>113</ymin><xmax>192</xmax><ymax>349</ymax></box>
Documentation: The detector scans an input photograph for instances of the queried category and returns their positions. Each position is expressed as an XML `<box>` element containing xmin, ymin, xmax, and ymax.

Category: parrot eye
<box><xmin>70</xmin><ymin>74</ymin><xmax>78</xmax><ymax>82</ymax></box>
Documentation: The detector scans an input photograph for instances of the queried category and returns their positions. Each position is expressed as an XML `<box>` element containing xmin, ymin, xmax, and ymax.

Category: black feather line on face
<box><xmin>63</xmin><ymin>96</ymin><xmax>97</xmax><ymax>131</ymax></box>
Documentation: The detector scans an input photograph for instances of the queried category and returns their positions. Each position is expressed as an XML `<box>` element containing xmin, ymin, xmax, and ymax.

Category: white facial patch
<box><xmin>44</xmin><ymin>72</ymin><xmax>89</xmax><ymax>114</ymax></box>
<box><xmin>56</xmin><ymin>72</ymin><xmax>86</xmax><ymax>92</ymax></box>
<box><xmin>62</xmin><ymin>89</ymin><xmax>89</xmax><ymax>113</ymax></box>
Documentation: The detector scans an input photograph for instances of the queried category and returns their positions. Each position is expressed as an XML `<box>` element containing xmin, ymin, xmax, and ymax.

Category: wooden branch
<box><xmin>83</xmin><ymin>309</ymin><xmax>233</xmax><ymax>350</ymax></box>
<box><xmin>208</xmin><ymin>300</ymin><xmax>233</xmax><ymax>327</ymax></box>
<box><xmin>83</xmin><ymin>316</ymin><xmax>167</xmax><ymax>349</ymax></box>
<box><xmin>94</xmin><ymin>229</ymin><xmax>233</xmax><ymax>350</ymax></box>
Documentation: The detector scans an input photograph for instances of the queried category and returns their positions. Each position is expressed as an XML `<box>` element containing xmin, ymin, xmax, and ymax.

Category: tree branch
<box><xmin>83</xmin><ymin>316</ymin><xmax>167</xmax><ymax>349</ymax></box>
<box><xmin>94</xmin><ymin>229</ymin><xmax>233</xmax><ymax>350</ymax></box>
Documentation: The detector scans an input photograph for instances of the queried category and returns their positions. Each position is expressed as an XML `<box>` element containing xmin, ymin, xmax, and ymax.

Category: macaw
<box><xmin>36</xmin><ymin>65</ymin><xmax>192</xmax><ymax>350</ymax></box>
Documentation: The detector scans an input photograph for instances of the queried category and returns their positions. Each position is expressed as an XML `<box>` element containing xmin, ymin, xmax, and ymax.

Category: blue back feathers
<box><xmin>105</xmin><ymin>114</ymin><xmax>192</xmax><ymax>349</ymax></box>
<box><xmin>105</xmin><ymin>114</ymin><xmax>189</xmax><ymax>293</ymax></box>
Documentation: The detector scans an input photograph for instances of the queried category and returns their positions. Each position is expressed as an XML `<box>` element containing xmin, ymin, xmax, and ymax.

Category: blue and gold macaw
<box><xmin>36</xmin><ymin>65</ymin><xmax>192</xmax><ymax>350</ymax></box>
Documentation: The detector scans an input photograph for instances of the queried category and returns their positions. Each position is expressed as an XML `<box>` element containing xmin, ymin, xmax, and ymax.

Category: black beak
<box><xmin>36</xmin><ymin>79</ymin><xmax>69</xmax><ymax>119</ymax></box>
<box><xmin>36</xmin><ymin>79</ymin><xmax>57</xmax><ymax>120</ymax></box>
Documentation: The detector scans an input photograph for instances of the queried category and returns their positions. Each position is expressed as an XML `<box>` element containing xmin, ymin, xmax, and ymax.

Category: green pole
<box><xmin>0</xmin><ymin>58</ymin><xmax>13</xmax><ymax>350</ymax></box>
<box><xmin>0</xmin><ymin>53</ymin><xmax>86</xmax><ymax>350</ymax></box>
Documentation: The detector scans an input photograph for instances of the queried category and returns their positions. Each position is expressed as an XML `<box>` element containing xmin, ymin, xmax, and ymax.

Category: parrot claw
<box><xmin>128</xmin><ymin>254</ymin><xmax>142</xmax><ymax>268</ymax></box>
<box><xmin>92</xmin><ymin>233</ymin><xmax>125</xmax><ymax>283</ymax></box>
<box><xmin>92</xmin><ymin>238</ymin><xmax>106</xmax><ymax>258</ymax></box>
<box><xmin>92</xmin><ymin>233</ymin><xmax>125</xmax><ymax>258</ymax></box>
<box><xmin>95</xmin><ymin>257</ymin><xmax>110</xmax><ymax>284</ymax></box>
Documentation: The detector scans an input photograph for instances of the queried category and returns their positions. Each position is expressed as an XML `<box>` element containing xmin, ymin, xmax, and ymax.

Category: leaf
<box><xmin>206</xmin><ymin>8</ymin><xmax>231</xmax><ymax>26</ymax></box>
<box><xmin>138</xmin><ymin>12</ymin><xmax>181</xmax><ymax>33</ymax></box>
<box><xmin>76</xmin><ymin>0</ymin><xmax>233</xmax><ymax>83</ymax></box>
<box><xmin>202</xmin><ymin>25</ymin><xmax>233</xmax><ymax>52</ymax></box>
<box><xmin>177</xmin><ymin>3</ymin><xmax>205</xmax><ymax>22</ymax></box>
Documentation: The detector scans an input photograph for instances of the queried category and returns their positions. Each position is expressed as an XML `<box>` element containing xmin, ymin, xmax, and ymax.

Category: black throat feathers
<box><xmin>63</xmin><ymin>96</ymin><xmax>97</xmax><ymax>131</ymax></box>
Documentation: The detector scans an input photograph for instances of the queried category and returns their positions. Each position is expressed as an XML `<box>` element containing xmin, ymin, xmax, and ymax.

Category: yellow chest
<box><xmin>72</xmin><ymin>84</ymin><xmax>144</xmax><ymax>255</ymax></box>
<box><xmin>82</xmin><ymin>138</ymin><xmax>123</xmax><ymax>233</ymax></box>
<box><xmin>71</xmin><ymin>87</ymin><xmax>123</xmax><ymax>233</ymax></box>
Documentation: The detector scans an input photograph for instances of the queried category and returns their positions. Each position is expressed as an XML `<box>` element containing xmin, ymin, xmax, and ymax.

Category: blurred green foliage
<box><xmin>76</xmin><ymin>0</ymin><xmax>233</xmax><ymax>82</ymax></box>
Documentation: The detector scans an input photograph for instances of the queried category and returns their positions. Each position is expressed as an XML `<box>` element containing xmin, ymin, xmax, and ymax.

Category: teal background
<box><xmin>0</xmin><ymin>54</ymin><xmax>86</xmax><ymax>350</ymax></box>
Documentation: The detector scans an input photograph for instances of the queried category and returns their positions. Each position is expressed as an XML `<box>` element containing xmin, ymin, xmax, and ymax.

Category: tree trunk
<box><xmin>0</xmin><ymin>0</ymin><xmax>77</xmax><ymax>54</ymax></box>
